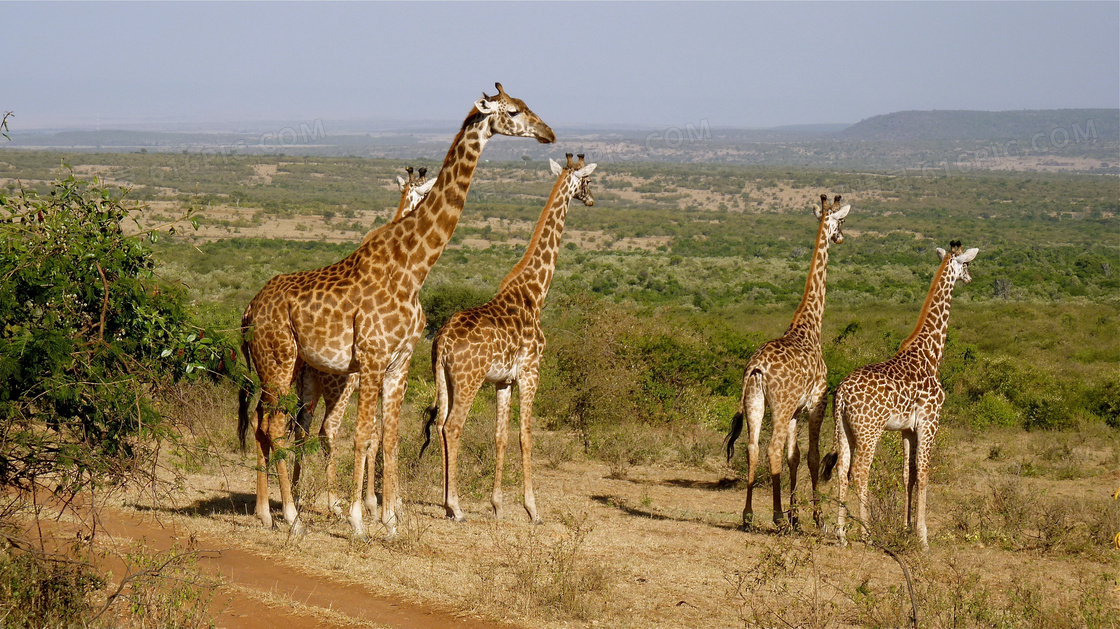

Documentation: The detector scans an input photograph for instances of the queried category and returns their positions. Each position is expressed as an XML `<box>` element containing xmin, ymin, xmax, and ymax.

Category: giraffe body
<box><xmin>239</xmin><ymin>84</ymin><xmax>554</xmax><ymax>537</ymax></box>
<box><xmin>823</xmin><ymin>241</ymin><xmax>978</xmax><ymax>550</ymax></box>
<box><xmin>421</xmin><ymin>154</ymin><xmax>596</xmax><ymax>523</ymax></box>
<box><xmin>726</xmin><ymin>194</ymin><xmax>850</xmax><ymax>530</ymax></box>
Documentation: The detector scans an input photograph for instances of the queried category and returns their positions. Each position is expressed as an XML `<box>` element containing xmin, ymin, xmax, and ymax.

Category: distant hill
<box><xmin>839</xmin><ymin>109</ymin><xmax>1119</xmax><ymax>143</ymax></box>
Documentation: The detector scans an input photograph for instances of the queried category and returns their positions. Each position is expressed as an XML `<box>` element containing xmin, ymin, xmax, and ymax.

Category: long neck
<box><xmin>496</xmin><ymin>174</ymin><xmax>574</xmax><ymax>309</ymax></box>
<box><xmin>380</xmin><ymin>111</ymin><xmax>490</xmax><ymax>284</ymax></box>
<box><xmin>898</xmin><ymin>256</ymin><xmax>956</xmax><ymax>370</ymax></box>
<box><xmin>786</xmin><ymin>217</ymin><xmax>832</xmax><ymax>338</ymax></box>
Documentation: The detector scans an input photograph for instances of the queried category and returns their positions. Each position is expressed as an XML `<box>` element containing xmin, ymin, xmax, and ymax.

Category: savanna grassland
<box><xmin>1</xmin><ymin>148</ymin><xmax>1117</xmax><ymax>628</ymax></box>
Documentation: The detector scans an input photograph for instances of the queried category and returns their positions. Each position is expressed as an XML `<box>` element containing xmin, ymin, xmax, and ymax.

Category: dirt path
<box><xmin>84</xmin><ymin>508</ymin><xmax>522</xmax><ymax>629</ymax></box>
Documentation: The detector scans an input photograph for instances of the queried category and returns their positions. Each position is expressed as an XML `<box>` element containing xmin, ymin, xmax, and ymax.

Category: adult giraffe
<box><xmin>286</xmin><ymin>166</ymin><xmax>437</xmax><ymax>518</ymax></box>
<box><xmin>725</xmin><ymin>194</ymin><xmax>850</xmax><ymax>530</ymax></box>
<box><xmin>823</xmin><ymin>241</ymin><xmax>979</xmax><ymax>550</ymax></box>
<box><xmin>240</xmin><ymin>84</ymin><xmax>554</xmax><ymax>537</ymax></box>
<box><xmin>419</xmin><ymin>153</ymin><xmax>596</xmax><ymax>523</ymax></box>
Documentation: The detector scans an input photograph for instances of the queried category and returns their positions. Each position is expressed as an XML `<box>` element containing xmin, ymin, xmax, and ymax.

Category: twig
<box><xmin>872</xmin><ymin>541</ymin><xmax>918</xmax><ymax>629</ymax></box>
<box><xmin>95</xmin><ymin>262</ymin><xmax>109</xmax><ymax>343</ymax></box>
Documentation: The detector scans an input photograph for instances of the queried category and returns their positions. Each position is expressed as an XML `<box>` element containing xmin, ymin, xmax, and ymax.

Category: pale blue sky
<box><xmin>4</xmin><ymin>1</ymin><xmax>1118</xmax><ymax>130</ymax></box>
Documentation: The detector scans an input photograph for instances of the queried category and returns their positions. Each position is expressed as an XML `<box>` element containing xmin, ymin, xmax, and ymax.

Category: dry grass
<box><xmin>108</xmin><ymin>383</ymin><xmax>1119</xmax><ymax>628</ymax></box>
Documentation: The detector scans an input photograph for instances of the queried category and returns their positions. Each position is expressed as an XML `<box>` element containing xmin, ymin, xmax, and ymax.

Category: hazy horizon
<box><xmin>4</xmin><ymin>2</ymin><xmax>1118</xmax><ymax>133</ymax></box>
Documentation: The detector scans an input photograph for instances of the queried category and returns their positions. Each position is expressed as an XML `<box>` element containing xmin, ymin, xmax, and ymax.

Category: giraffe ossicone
<box><xmin>822</xmin><ymin>240</ymin><xmax>979</xmax><ymax>551</ymax></box>
<box><xmin>239</xmin><ymin>84</ymin><xmax>554</xmax><ymax>538</ymax></box>
<box><xmin>419</xmin><ymin>152</ymin><xmax>595</xmax><ymax>524</ymax></box>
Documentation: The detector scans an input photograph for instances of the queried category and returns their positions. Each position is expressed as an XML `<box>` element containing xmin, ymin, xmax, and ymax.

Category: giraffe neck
<box><xmin>786</xmin><ymin>217</ymin><xmax>832</xmax><ymax>338</ymax></box>
<box><xmin>496</xmin><ymin>174</ymin><xmax>575</xmax><ymax>312</ymax></box>
<box><xmin>376</xmin><ymin>111</ymin><xmax>491</xmax><ymax>285</ymax></box>
<box><xmin>898</xmin><ymin>255</ymin><xmax>956</xmax><ymax>370</ymax></box>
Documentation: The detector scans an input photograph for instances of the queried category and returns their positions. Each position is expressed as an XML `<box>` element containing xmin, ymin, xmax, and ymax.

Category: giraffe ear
<box><xmin>814</xmin><ymin>205</ymin><xmax>823</xmax><ymax>220</ymax></box>
<box><xmin>474</xmin><ymin>97</ymin><xmax>498</xmax><ymax>115</ymax></box>
<box><xmin>832</xmin><ymin>204</ymin><xmax>851</xmax><ymax>220</ymax></box>
<box><xmin>397</xmin><ymin>175</ymin><xmax>407</xmax><ymax>189</ymax></box>
<box><xmin>574</xmin><ymin>163</ymin><xmax>597</xmax><ymax>178</ymax></box>
<box><xmin>957</xmin><ymin>248</ymin><xmax>979</xmax><ymax>263</ymax></box>
<box><xmin>549</xmin><ymin>158</ymin><xmax>563</xmax><ymax>176</ymax></box>
<box><xmin>937</xmin><ymin>247</ymin><xmax>947</xmax><ymax>260</ymax></box>
<box><xmin>416</xmin><ymin>177</ymin><xmax>437</xmax><ymax>196</ymax></box>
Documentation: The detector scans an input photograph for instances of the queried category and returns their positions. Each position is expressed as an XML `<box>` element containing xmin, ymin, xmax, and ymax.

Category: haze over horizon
<box><xmin>4</xmin><ymin>2</ymin><xmax>1118</xmax><ymax>133</ymax></box>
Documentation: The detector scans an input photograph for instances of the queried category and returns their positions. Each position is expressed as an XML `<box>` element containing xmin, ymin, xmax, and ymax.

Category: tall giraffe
<box><xmin>239</xmin><ymin>84</ymin><xmax>554</xmax><ymax>537</ymax></box>
<box><xmin>725</xmin><ymin>194</ymin><xmax>850</xmax><ymax>529</ymax></box>
<box><xmin>822</xmin><ymin>240</ymin><xmax>978</xmax><ymax>550</ymax></box>
<box><xmin>419</xmin><ymin>153</ymin><xmax>596</xmax><ymax>523</ymax></box>
<box><xmin>289</xmin><ymin>166</ymin><xmax>437</xmax><ymax>517</ymax></box>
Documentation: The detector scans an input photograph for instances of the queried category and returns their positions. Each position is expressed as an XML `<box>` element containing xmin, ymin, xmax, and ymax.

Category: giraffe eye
<box><xmin>508</xmin><ymin>110</ymin><xmax>521</xmax><ymax>118</ymax></box>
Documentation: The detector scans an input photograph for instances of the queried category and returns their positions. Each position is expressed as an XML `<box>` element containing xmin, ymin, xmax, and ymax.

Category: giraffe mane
<box><xmin>898</xmin><ymin>248</ymin><xmax>953</xmax><ymax>353</ymax></box>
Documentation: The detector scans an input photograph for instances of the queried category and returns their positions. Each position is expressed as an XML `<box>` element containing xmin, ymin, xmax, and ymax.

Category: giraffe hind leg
<box><xmin>738</xmin><ymin>372</ymin><xmax>765</xmax><ymax>529</ymax></box>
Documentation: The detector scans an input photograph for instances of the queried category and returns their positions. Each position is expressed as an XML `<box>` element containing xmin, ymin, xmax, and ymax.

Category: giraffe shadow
<box><xmin>614</xmin><ymin>476</ymin><xmax>755</xmax><ymax>491</ymax></box>
<box><xmin>589</xmin><ymin>494</ymin><xmax>741</xmax><ymax>531</ymax></box>
<box><xmin>129</xmin><ymin>492</ymin><xmax>275</xmax><ymax>519</ymax></box>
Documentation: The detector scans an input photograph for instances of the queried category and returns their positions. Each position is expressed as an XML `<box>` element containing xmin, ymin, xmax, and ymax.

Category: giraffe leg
<box><xmin>253</xmin><ymin>401</ymin><xmax>274</xmax><ymax>529</ymax></box>
<box><xmin>785</xmin><ymin>415</ymin><xmax>802</xmax><ymax>530</ymax></box>
<box><xmin>767</xmin><ymin>401</ymin><xmax>798</xmax><ymax>528</ymax></box>
<box><xmin>320</xmin><ymin>373</ymin><xmax>355</xmax><ymax>518</ymax></box>
<box><xmin>291</xmin><ymin>366</ymin><xmax>320</xmax><ymax>495</ymax></box>
<box><xmin>517</xmin><ymin>370</ymin><xmax>541</xmax><ymax>524</ymax></box>
<box><xmin>915</xmin><ymin>422</ymin><xmax>936</xmax><ymax>551</ymax></box>
<box><xmin>833</xmin><ymin>419</ymin><xmax>853</xmax><ymax>546</ymax></box>
<box><xmin>364</xmin><ymin>411</ymin><xmax>381</xmax><ymax>517</ymax></box>
<box><xmin>379</xmin><ymin>361</ymin><xmax>411</xmax><ymax>535</ymax></box>
<box><xmin>267</xmin><ymin>408</ymin><xmax>302</xmax><ymax>535</ymax></box>
<box><xmin>807</xmin><ymin>388</ymin><xmax>827</xmax><ymax>527</ymax></box>
<box><xmin>347</xmin><ymin>365</ymin><xmax>386</xmax><ymax>539</ymax></box>
<box><xmin>740</xmin><ymin>375</ymin><xmax>765</xmax><ymax>529</ymax></box>
<box><xmin>442</xmin><ymin>378</ymin><xmax>484</xmax><ymax>522</ymax></box>
<box><xmin>851</xmin><ymin>430</ymin><xmax>880</xmax><ymax>545</ymax></box>
<box><xmin>492</xmin><ymin>383</ymin><xmax>512</xmax><ymax>519</ymax></box>
<box><xmin>901</xmin><ymin>428</ymin><xmax>918</xmax><ymax>532</ymax></box>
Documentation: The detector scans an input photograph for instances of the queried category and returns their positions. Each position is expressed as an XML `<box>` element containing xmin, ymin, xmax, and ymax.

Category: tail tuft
<box><xmin>724</xmin><ymin>412</ymin><xmax>745</xmax><ymax>464</ymax></box>
<box><xmin>418</xmin><ymin>405</ymin><xmax>438</xmax><ymax>459</ymax></box>
<box><xmin>821</xmin><ymin>451</ymin><xmax>838</xmax><ymax>482</ymax></box>
<box><xmin>237</xmin><ymin>339</ymin><xmax>253</xmax><ymax>452</ymax></box>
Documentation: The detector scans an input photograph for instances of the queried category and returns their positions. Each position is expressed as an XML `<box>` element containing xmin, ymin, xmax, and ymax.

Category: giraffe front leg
<box><xmin>915</xmin><ymin>424</ymin><xmax>936</xmax><ymax>551</ymax></box>
<box><xmin>268</xmin><ymin>413</ymin><xmax>303</xmax><ymax>535</ymax></box>
<box><xmin>347</xmin><ymin>368</ymin><xmax>385</xmax><ymax>539</ymax></box>
<box><xmin>491</xmin><ymin>383</ymin><xmax>512</xmax><ymax>519</ymax></box>
<box><xmin>517</xmin><ymin>372</ymin><xmax>541</xmax><ymax>524</ymax></box>
<box><xmin>807</xmin><ymin>390</ymin><xmax>827</xmax><ymax>527</ymax></box>
<box><xmin>379</xmin><ymin>363</ymin><xmax>410</xmax><ymax>537</ymax></box>
<box><xmin>442</xmin><ymin>378</ymin><xmax>482</xmax><ymax>522</ymax></box>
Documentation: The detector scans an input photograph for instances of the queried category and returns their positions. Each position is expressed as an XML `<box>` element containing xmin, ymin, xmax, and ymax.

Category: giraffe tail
<box><xmin>724</xmin><ymin>412</ymin><xmax>744</xmax><ymax>464</ymax></box>
<box><xmin>821</xmin><ymin>452</ymin><xmax>839</xmax><ymax>482</ymax></box>
<box><xmin>419</xmin><ymin>404</ymin><xmax>438</xmax><ymax>459</ymax></box>
<box><xmin>237</xmin><ymin>316</ymin><xmax>255</xmax><ymax>453</ymax></box>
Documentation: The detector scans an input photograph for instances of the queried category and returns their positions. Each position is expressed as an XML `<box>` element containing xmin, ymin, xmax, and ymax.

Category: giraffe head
<box><xmin>549</xmin><ymin>153</ymin><xmax>598</xmax><ymax>207</ymax></box>
<box><xmin>814</xmin><ymin>193</ymin><xmax>851</xmax><ymax>243</ymax></box>
<box><xmin>936</xmin><ymin>239</ymin><xmax>979</xmax><ymax>284</ymax></box>
<box><xmin>474</xmin><ymin>82</ymin><xmax>556</xmax><ymax>144</ymax></box>
<box><xmin>396</xmin><ymin>166</ymin><xmax>436</xmax><ymax>217</ymax></box>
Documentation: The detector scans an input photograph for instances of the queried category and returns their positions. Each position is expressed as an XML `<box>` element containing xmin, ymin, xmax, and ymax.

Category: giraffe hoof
<box><xmin>446</xmin><ymin>514</ymin><xmax>467</xmax><ymax>523</ymax></box>
<box><xmin>531</xmin><ymin>518</ymin><xmax>543</xmax><ymax>526</ymax></box>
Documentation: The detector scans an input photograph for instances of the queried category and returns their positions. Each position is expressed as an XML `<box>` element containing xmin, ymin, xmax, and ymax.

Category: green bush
<box><xmin>0</xmin><ymin>172</ymin><xmax>238</xmax><ymax>494</ymax></box>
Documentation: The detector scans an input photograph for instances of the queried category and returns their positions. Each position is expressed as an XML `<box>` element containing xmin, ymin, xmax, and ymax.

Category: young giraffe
<box><xmin>239</xmin><ymin>84</ymin><xmax>554</xmax><ymax>537</ymax></box>
<box><xmin>419</xmin><ymin>153</ymin><xmax>596</xmax><ymax>523</ymax></box>
<box><xmin>289</xmin><ymin>166</ymin><xmax>437</xmax><ymax>517</ymax></box>
<box><xmin>725</xmin><ymin>194</ymin><xmax>850</xmax><ymax>529</ymax></box>
<box><xmin>822</xmin><ymin>240</ymin><xmax>978</xmax><ymax>551</ymax></box>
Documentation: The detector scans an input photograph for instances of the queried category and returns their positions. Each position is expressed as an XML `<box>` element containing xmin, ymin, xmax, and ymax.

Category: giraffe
<box><xmin>288</xmin><ymin>165</ymin><xmax>438</xmax><ymax>518</ymax></box>
<box><xmin>821</xmin><ymin>240</ymin><xmax>979</xmax><ymax>551</ymax></box>
<box><xmin>418</xmin><ymin>153</ymin><xmax>596</xmax><ymax>523</ymax></box>
<box><xmin>725</xmin><ymin>194</ymin><xmax>850</xmax><ymax>530</ymax></box>
<box><xmin>239</xmin><ymin>84</ymin><xmax>555</xmax><ymax>537</ymax></box>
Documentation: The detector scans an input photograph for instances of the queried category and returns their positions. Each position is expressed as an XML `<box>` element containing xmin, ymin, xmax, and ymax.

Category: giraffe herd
<box><xmin>238</xmin><ymin>83</ymin><xmax>978</xmax><ymax>550</ymax></box>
